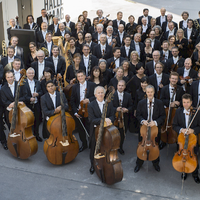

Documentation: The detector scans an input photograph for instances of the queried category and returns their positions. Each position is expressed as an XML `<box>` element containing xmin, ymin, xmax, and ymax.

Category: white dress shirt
<box><xmin>169</xmin><ymin>85</ymin><xmax>176</xmax><ymax>101</ymax></box>
<box><xmin>97</xmin><ymin>100</ymin><xmax>105</xmax><ymax>113</ymax></box>
<box><xmin>42</xmin><ymin>17</ymin><xmax>48</xmax><ymax>24</ymax></box>
<box><xmin>100</xmin><ymin>44</ymin><xmax>106</xmax><ymax>55</ymax></box>
<box><xmin>160</xmin><ymin>16</ymin><xmax>166</xmax><ymax>26</ymax></box>
<box><xmin>61</xmin><ymin>30</ymin><xmax>65</xmax><ymax>37</ymax></box>
<box><xmin>47</xmin><ymin>41</ymin><xmax>52</xmax><ymax>57</ymax></box>
<box><xmin>142</xmin><ymin>25</ymin><xmax>148</xmax><ymax>33</ymax></box>
<box><xmin>163</xmin><ymin>50</ymin><xmax>169</xmax><ymax>60</ymax></box>
<box><xmin>156</xmin><ymin>73</ymin><xmax>162</xmax><ymax>90</ymax></box>
<box><xmin>42</xmin><ymin>30</ymin><xmax>47</xmax><ymax>40</ymax></box>
<box><xmin>14</xmin><ymin>69</ymin><xmax>21</xmax><ymax>81</ymax></box>
<box><xmin>125</xmin><ymin>45</ymin><xmax>130</xmax><ymax>57</ymax></box>
<box><xmin>29</xmin><ymin>23</ymin><xmax>33</xmax><ymax>29</ymax></box>
<box><xmin>65</xmin><ymin>21</ymin><xmax>70</xmax><ymax>27</ymax></box>
<box><xmin>7</xmin><ymin>82</ymin><xmax>15</xmax><ymax>111</ymax></box>
<box><xmin>117</xmin><ymin>91</ymin><xmax>124</xmax><ymax>104</ymax></box>
<box><xmin>173</xmin><ymin>56</ymin><xmax>179</xmax><ymax>64</ymax></box>
<box><xmin>38</xmin><ymin>61</ymin><xmax>45</xmax><ymax>80</ymax></box>
<box><xmin>166</xmin><ymin>22</ymin><xmax>169</xmax><ymax>32</ymax></box>
<box><xmin>150</xmin><ymin>39</ymin><xmax>155</xmax><ymax>48</ymax></box>
<box><xmin>119</xmin><ymin>31</ymin><xmax>124</xmax><ymax>43</ymax></box>
<box><xmin>198</xmin><ymin>82</ymin><xmax>200</xmax><ymax>107</ymax></box>
<box><xmin>183</xmin><ymin>109</ymin><xmax>190</xmax><ymax>128</ymax></box>
<box><xmin>168</xmin><ymin>29</ymin><xmax>175</xmax><ymax>38</ymax></box>
<box><xmin>117</xmin><ymin>20</ymin><xmax>120</xmax><ymax>27</ymax></box>
<box><xmin>8</xmin><ymin>56</ymin><xmax>14</xmax><ymax>63</ymax></box>
<box><xmin>28</xmin><ymin>79</ymin><xmax>37</xmax><ymax>104</ymax></box>
<box><xmin>83</xmin><ymin>55</ymin><xmax>89</xmax><ymax>76</ymax></box>
<box><xmin>98</xmin><ymin>33</ymin><xmax>102</xmax><ymax>43</ymax></box>
<box><xmin>80</xmin><ymin>81</ymin><xmax>87</xmax><ymax>102</ymax></box>
<box><xmin>144</xmin><ymin>16</ymin><xmax>149</xmax><ymax>24</ymax></box>
<box><xmin>134</xmin><ymin>41</ymin><xmax>140</xmax><ymax>56</ymax></box>
<box><xmin>183</xmin><ymin>68</ymin><xmax>190</xmax><ymax>78</ymax></box>
<box><xmin>182</xmin><ymin>20</ymin><xmax>188</xmax><ymax>29</ymax></box>
<box><xmin>53</xmin><ymin>56</ymin><xmax>58</xmax><ymax>74</ymax></box>
<box><xmin>153</xmin><ymin>61</ymin><xmax>157</xmax><ymax>74</ymax></box>
<box><xmin>187</xmin><ymin>28</ymin><xmax>192</xmax><ymax>40</ymax></box>
<box><xmin>114</xmin><ymin>57</ymin><xmax>120</xmax><ymax>68</ymax></box>
<box><xmin>86</xmin><ymin>41</ymin><xmax>92</xmax><ymax>48</ymax></box>
<box><xmin>54</xmin><ymin>24</ymin><xmax>58</xmax><ymax>33</ymax></box>
<box><xmin>49</xmin><ymin>92</ymin><xmax>56</xmax><ymax>109</ymax></box>
<box><xmin>107</xmin><ymin>35</ymin><xmax>112</xmax><ymax>44</ymax></box>
<box><xmin>14</xmin><ymin>46</ymin><xmax>17</xmax><ymax>56</ymax></box>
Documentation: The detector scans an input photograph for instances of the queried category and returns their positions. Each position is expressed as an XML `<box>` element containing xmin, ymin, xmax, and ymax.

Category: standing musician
<box><xmin>7</xmin><ymin>18</ymin><xmax>22</xmax><ymax>41</ymax></box>
<box><xmin>24</xmin><ymin>68</ymin><xmax>43</xmax><ymax>142</ymax></box>
<box><xmin>112</xmin><ymin>11</ymin><xmax>126</xmax><ymax>30</ymax></box>
<box><xmin>156</xmin><ymin>7</ymin><xmax>167</xmax><ymax>27</ymax></box>
<box><xmin>116</xmin><ymin>24</ymin><xmax>127</xmax><ymax>47</ymax></box>
<box><xmin>163</xmin><ymin>22</ymin><xmax>177</xmax><ymax>40</ymax></box>
<box><xmin>134</xmin><ymin>85</ymin><xmax>166</xmax><ymax>173</ymax></box>
<box><xmin>138</xmin><ymin>8</ymin><xmax>152</xmax><ymax>25</ymax></box>
<box><xmin>88</xmin><ymin>86</ymin><xmax>115</xmax><ymax>174</ymax></box>
<box><xmin>106</xmin><ymin>26</ymin><xmax>117</xmax><ymax>48</ymax></box>
<box><xmin>23</xmin><ymin>15</ymin><xmax>39</xmax><ymax>31</ymax></box>
<box><xmin>162</xmin><ymin>14</ymin><xmax>178</xmax><ymax>33</ymax></box>
<box><xmin>36</xmin><ymin>22</ymin><xmax>48</xmax><ymax>47</ymax></box>
<box><xmin>64</xmin><ymin>14</ymin><xmax>75</xmax><ymax>34</ymax></box>
<box><xmin>48</xmin><ymin>16</ymin><xmax>59</xmax><ymax>35</ymax></box>
<box><xmin>41</xmin><ymin>80</ymin><xmax>69</xmax><ymax>139</ymax></box>
<box><xmin>149</xmin><ymin>62</ymin><xmax>169</xmax><ymax>98</ymax></box>
<box><xmin>12</xmin><ymin>58</ymin><xmax>22</xmax><ymax>82</ymax></box>
<box><xmin>172</xmin><ymin>94</ymin><xmax>200</xmax><ymax>183</ymax></box>
<box><xmin>36</xmin><ymin>8</ymin><xmax>48</xmax><ymax>29</ymax></box>
<box><xmin>92</xmin><ymin>24</ymin><xmax>105</xmax><ymax>44</ymax></box>
<box><xmin>112</xmin><ymin>80</ymin><xmax>133</xmax><ymax>154</ymax></box>
<box><xmin>160</xmin><ymin>40</ymin><xmax>173</xmax><ymax>65</ymax></box>
<box><xmin>179</xmin><ymin>11</ymin><xmax>189</xmax><ymax>29</ymax></box>
<box><xmin>84</xmin><ymin>33</ymin><xmax>97</xmax><ymax>54</ymax></box>
<box><xmin>70</xmin><ymin>70</ymin><xmax>96</xmax><ymax>152</ymax></box>
<box><xmin>10</xmin><ymin>36</ymin><xmax>24</xmax><ymax>62</ymax></box>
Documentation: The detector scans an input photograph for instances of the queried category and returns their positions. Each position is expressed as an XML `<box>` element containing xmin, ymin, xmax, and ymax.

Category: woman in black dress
<box><xmin>26</xmin><ymin>42</ymin><xmax>38</xmax><ymax>69</ymax></box>
<box><xmin>129</xmin><ymin>51</ymin><xmax>143</xmax><ymax>75</ymax></box>
<box><xmin>75</xmin><ymin>31</ymin><xmax>84</xmax><ymax>53</ymax></box>
<box><xmin>122</xmin><ymin>60</ymin><xmax>133</xmax><ymax>93</ymax></box>
<box><xmin>69</xmin><ymin>37</ymin><xmax>81</xmax><ymax>57</ymax></box>
<box><xmin>65</xmin><ymin>53</ymin><xmax>85</xmax><ymax>84</ymax></box>
<box><xmin>125</xmin><ymin>15</ymin><xmax>137</xmax><ymax>39</ymax></box>
<box><xmin>73</xmin><ymin>22</ymin><xmax>86</xmax><ymax>39</ymax></box>
<box><xmin>144</xmin><ymin>38</ymin><xmax>153</xmax><ymax>64</ymax></box>
<box><xmin>78</xmin><ymin>14</ymin><xmax>89</xmax><ymax>33</ymax></box>
<box><xmin>153</xmin><ymin>25</ymin><xmax>163</xmax><ymax>43</ymax></box>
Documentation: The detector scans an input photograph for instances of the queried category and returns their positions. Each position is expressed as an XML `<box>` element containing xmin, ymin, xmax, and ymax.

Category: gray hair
<box><xmin>37</xmin><ymin>50</ymin><xmax>45</xmax><ymax>56</ymax></box>
<box><xmin>106</xmin><ymin>25</ymin><xmax>113</xmax><ymax>30</ymax></box>
<box><xmin>94</xmin><ymin>86</ymin><xmax>106</xmax><ymax>95</ymax></box>
<box><xmin>97</xmin><ymin>24</ymin><xmax>104</xmax><ymax>29</ymax></box>
<box><xmin>27</xmin><ymin>67</ymin><xmax>35</xmax><ymax>74</ymax></box>
<box><xmin>134</xmin><ymin>33</ymin><xmax>141</xmax><ymax>38</ymax></box>
<box><xmin>146</xmin><ymin>85</ymin><xmax>155</xmax><ymax>92</ymax></box>
<box><xmin>152</xmin><ymin>25</ymin><xmax>162</xmax><ymax>32</ymax></box>
<box><xmin>98</xmin><ymin>59</ymin><xmax>107</xmax><ymax>65</ymax></box>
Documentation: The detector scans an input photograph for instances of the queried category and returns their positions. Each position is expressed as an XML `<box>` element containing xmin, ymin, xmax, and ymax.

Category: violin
<box><xmin>137</xmin><ymin>100</ymin><xmax>159</xmax><ymax>161</ymax></box>
<box><xmin>170</xmin><ymin>56</ymin><xmax>182</xmax><ymax>72</ymax></box>
<box><xmin>94</xmin><ymin>86</ymin><xmax>123</xmax><ymax>185</ymax></box>
<box><xmin>78</xmin><ymin>88</ymin><xmax>88</xmax><ymax>118</ymax></box>
<box><xmin>161</xmin><ymin>86</ymin><xmax>178</xmax><ymax>144</ymax></box>
<box><xmin>109</xmin><ymin>57</ymin><xmax>119</xmax><ymax>69</ymax></box>
<box><xmin>99</xmin><ymin>14</ymin><xmax>110</xmax><ymax>24</ymax></box>
<box><xmin>114</xmin><ymin>100</ymin><xmax>124</xmax><ymax>129</ymax></box>
<box><xmin>43</xmin><ymin>74</ymin><xmax>79</xmax><ymax>165</ymax></box>
<box><xmin>172</xmin><ymin>106</ymin><xmax>198</xmax><ymax>174</ymax></box>
<box><xmin>7</xmin><ymin>69</ymin><xmax>38</xmax><ymax>159</ymax></box>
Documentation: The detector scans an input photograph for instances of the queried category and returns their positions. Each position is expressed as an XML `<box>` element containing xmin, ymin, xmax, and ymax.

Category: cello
<box><xmin>7</xmin><ymin>69</ymin><xmax>38</xmax><ymax>159</ymax></box>
<box><xmin>137</xmin><ymin>100</ymin><xmax>159</xmax><ymax>161</ymax></box>
<box><xmin>172</xmin><ymin>106</ymin><xmax>199</xmax><ymax>175</ymax></box>
<box><xmin>94</xmin><ymin>87</ymin><xmax>123</xmax><ymax>185</ymax></box>
<box><xmin>161</xmin><ymin>86</ymin><xmax>178</xmax><ymax>144</ymax></box>
<box><xmin>43</xmin><ymin>75</ymin><xmax>79</xmax><ymax>165</ymax></box>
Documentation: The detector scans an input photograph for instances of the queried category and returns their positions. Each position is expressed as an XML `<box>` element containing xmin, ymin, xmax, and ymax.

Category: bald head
<box><xmin>184</xmin><ymin>58</ymin><xmax>192</xmax><ymax>70</ymax></box>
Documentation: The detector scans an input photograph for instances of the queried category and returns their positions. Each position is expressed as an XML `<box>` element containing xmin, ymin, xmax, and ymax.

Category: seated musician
<box><xmin>41</xmin><ymin>80</ymin><xmax>68</xmax><ymax>139</ymax></box>
<box><xmin>172</xmin><ymin>94</ymin><xmax>200</xmax><ymax>183</ymax></box>
<box><xmin>1</xmin><ymin>71</ymin><xmax>27</xmax><ymax>147</ymax></box>
<box><xmin>88</xmin><ymin>86</ymin><xmax>115</xmax><ymax>174</ymax></box>
<box><xmin>112</xmin><ymin>80</ymin><xmax>133</xmax><ymax>154</ymax></box>
<box><xmin>10</xmin><ymin>36</ymin><xmax>24</xmax><ymax>62</ymax></box>
<box><xmin>70</xmin><ymin>70</ymin><xmax>96</xmax><ymax>152</ymax></box>
<box><xmin>159</xmin><ymin>71</ymin><xmax>185</xmax><ymax>149</ymax></box>
<box><xmin>24</xmin><ymin>67</ymin><xmax>43</xmax><ymax>142</ymax></box>
<box><xmin>12</xmin><ymin>58</ymin><xmax>22</xmax><ymax>82</ymax></box>
<box><xmin>149</xmin><ymin>62</ymin><xmax>169</xmax><ymax>99</ymax></box>
<box><xmin>134</xmin><ymin>85</ymin><xmax>166</xmax><ymax>173</ymax></box>
<box><xmin>160</xmin><ymin>40</ymin><xmax>173</xmax><ymax>64</ymax></box>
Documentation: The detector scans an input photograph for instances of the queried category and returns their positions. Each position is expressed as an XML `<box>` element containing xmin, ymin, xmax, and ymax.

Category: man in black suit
<box><xmin>179</xmin><ymin>11</ymin><xmax>189</xmax><ymax>29</ymax></box>
<box><xmin>64</xmin><ymin>14</ymin><xmax>75</xmax><ymax>34</ymax></box>
<box><xmin>23</xmin><ymin>15</ymin><xmax>39</xmax><ymax>31</ymax></box>
<box><xmin>165</xmin><ymin>47</ymin><xmax>185</xmax><ymax>73</ymax></box>
<box><xmin>92</xmin><ymin>24</ymin><xmax>105</xmax><ymax>44</ymax></box>
<box><xmin>160</xmin><ymin>40</ymin><xmax>173</xmax><ymax>65</ymax></box>
<box><xmin>145</xmin><ymin>50</ymin><xmax>161</xmax><ymax>76</ymax></box>
<box><xmin>10</xmin><ymin>36</ymin><xmax>24</xmax><ymax>62</ymax></box>
<box><xmin>106</xmin><ymin>47</ymin><xmax>126</xmax><ymax>73</ymax></box>
<box><xmin>48</xmin><ymin>16</ymin><xmax>59</xmax><ymax>35</ymax></box>
<box><xmin>172</xmin><ymin>93</ymin><xmax>200</xmax><ymax>183</ymax></box>
<box><xmin>138</xmin><ymin>8</ymin><xmax>152</xmax><ymax>25</ymax></box>
<box><xmin>120</xmin><ymin>35</ymin><xmax>134</xmax><ymax>60</ymax></box>
<box><xmin>112</xmin><ymin>80</ymin><xmax>133</xmax><ymax>154</ymax></box>
<box><xmin>12</xmin><ymin>58</ymin><xmax>23</xmax><ymax>82</ymax></box>
<box><xmin>113</xmin><ymin>11</ymin><xmax>126</xmax><ymax>30</ymax></box>
<box><xmin>141</xmin><ymin>17</ymin><xmax>151</xmax><ymax>37</ymax></box>
<box><xmin>80</xmin><ymin>44</ymin><xmax>98</xmax><ymax>77</ymax></box>
<box><xmin>83</xmin><ymin>11</ymin><xmax>91</xmax><ymax>27</ymax></box>
<box><xmin>24</xmin><ymin>67</ymin><xmax>43</xmax><ymax>141</ymax></box>
<box><xmin>36</xmin><ymin>8</ymin><xmax>48</xmax><ymax>30</ymax></box>
<box><xmin>71</xmin><ymin>70</ymin><xmax>96</xmax><ymax>152</ymax></box>
<box><xmin>149</xmin><ymin>31</ymin><xmax>161</xmax><ymax>51</ymax></box>
<box><xmin>54</xmin><ymin>23</ymin><xmax>71</xmax><ymax>37</ymax></box>
<box><xmin>162</xmin><ymin>14</ymin><xmax>178</xmax><ymax>33</ymax></box>
<box><xmin>163</xmin><ymin>22</ymin><xmax>177</xmax><ymax>40</ymax></box>
<box><xmin>156</xmin><ymin>7</ymin><xmax>167</xmax><ymax>27</ymax></box>
<box><xmin>36</xmin><ymin>22</ymin><xmax>48</xmax><ymax>47</ymax></box>
<box><xmin>93</xmin><ymin>34</ymin><xmax>113</xmax><ymax>60</ymax></box>
<box><xmin>134</xmin><ymin>85</ymin><xmax>166</xmax><ymax>173</ymax></box>
<box><xmin>177</xmin><ymin>58</ymin><xmax>198</xmax><ymax>93</ymax></box>
<box><xmin>149</xmin><ymin>62</ymin><xmax>169</xmax><ymax>98</ymax></box>
<box><xmin>116</xmin><ymin>24</ymin><xmax>127</xmax><ymax>47</ymax></box>
<box><xmin>1</xmin><ymin>71</ymin><xmax>27</xmax><ymax>130</ymax></box>
<box><xmin>84</xmin><ymin>33</ymin><xmax>97</xmax><ymax>54</ymax></box>
<box><xmin>88</xmin><ymin>86</ymin><xmax>115</xmax><ymax>174</ymax></box>
<box><xmin>31</xmin><ymin>50</ymin><xmax>54</xmax><ymax>80</ymax></box>
<box><xmin>41</xmin><ymin>80</ymin><xmax>68</xmax><ymax>139</ymax></box>
<box><xmin>46</xmin><ymin>45</ymin><xmax>66</xmax><ymax>76</ymax></box>
<box><xmin>106</xmin><ymin>26</ymin><xmax>117</xmax><ymax>47</ymax></box>
<box><xmin>7</xmin><ymin>18</ymin><xmax>21</xmax><ymax>41</ymax></box>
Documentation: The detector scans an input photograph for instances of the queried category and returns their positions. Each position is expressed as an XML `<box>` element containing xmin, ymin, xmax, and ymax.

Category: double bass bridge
<box><xmin>9</xmin><ymin>133</ymin><xmax>20</xmax><ymax>138</ymax></box>
<box><xmin>60</xmin><ymin>140</ymin><xmax>69</xmax><ymax>146</ymax></box>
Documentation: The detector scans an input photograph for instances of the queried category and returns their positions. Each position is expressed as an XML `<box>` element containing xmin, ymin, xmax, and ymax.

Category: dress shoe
<box><xmin>134</xmin><ymin>165</ymin><xmax>141</xmax><ymax>173</ymax></box>
<box><xmin>159</xmin><ymin>142</ymin><xmax>166</xmax><ymax>150</ymax></box>
<box><xmin>2</xmin><ymin>143</ymin><xmax>8</xmax><ymax>150</ymax></box>
<box><xmin>36</xmin><ymin>136</ymin><xmax>43</xmax><ymax>142</ymax></box>
<box><xmin>89</xmin><ymin>166</ymin><xmax>95</xmax><ymax>175</ymax></box>
<box><xmin>181</xmin><ymin>173</ymin><xmax>187</xmax><ymax>180</ymax></box>
<box><xmin>193</xmin><ymin>176</ymin><xmax>200</xmax><ymax>184</ymax></box>
<box><xmin>79</xmin><ymin>145</ymin><xmax>87</xmax><ymax>153</ymax></box>
<box><xmin>118</xmin><ymin>148</ymin><xmax>125</xmax><ymax>155</ymax></box>
<box><xmin>154</xmin><ymin>165</ymin><xmax>160</xmax><ymax>172</ymax></box>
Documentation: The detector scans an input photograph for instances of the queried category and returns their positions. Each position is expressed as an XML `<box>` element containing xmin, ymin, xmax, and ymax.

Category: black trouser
<box><xmin>74</xmin><ymin>116</ymin><xmax>90</xmax><ymax>147</ymax></box>
<box><xmin>90</xmin><ymin>131</ymin><xmax>96</xmax><ymax>166</ymax></box>
<box><xmin>4</xmin><ymin>110</ymin><xmax>11</xmax><ymax>130</ymax></box>
<box><xmin>0</xmin><ymin>105</ymin><xmax>6</xmax><ymax>144</ymax></box>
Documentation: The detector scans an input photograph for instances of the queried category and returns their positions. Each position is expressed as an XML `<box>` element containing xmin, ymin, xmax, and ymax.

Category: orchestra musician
<box><xmin>10</xmin><ymin>36</ymin><xmax>24</xmax><ymax>62</ymax></box>
<box><xmin>36</xmin><ymin>8</ymin><xmax>48</xmax><ymax>29</ymax></box>
<box><xmin>48</xmin><ymin>16</ymin><xmax>59</xmax><ymax>35</ymax></box>
<box><xmin>138</xmin><ymin>8</ymin><xmax>152</xmax><ymax>25</ymax></box>
<box><xmin>112</xmin><ymin>11</ymin><xmax>126</xmax><ymax>30</ymax></box>
<box><xmin>88</xmin><ymin>86</ymin><xmax>115</xmax><ymax>174</ymax></box>
<box><xmin>64</xmin><ymin>14</ymin><xmax>75</xmax><ymax>34</ymax></box>
<box><xmin>162</xmin><ymin>14</ymin><xmax>178</xmax><ymax>33</ymax></box>
<box><xmin>134</xmin><ymin>85</ymin><xmax>166</xmax><ymax>173</ymax></box>
<box><xmin>7</xmin><ymin>18</ymin><xmax>21</xmax><ymax>41</ymax></box>
<box><xmin>23</xmin><ymin>15</ymin><xmax>39</xmax><ymax>31</ymax></box>
<box><xmin>36</xmin><ymin>22</ymin><xmax>48</xmax><ymax>47</ymax></box>
<box><xmin>172</xmin><ymin>93</ymin><xmax>200</xmax><ymax>183</ymax></box>
<box><xmin>156</xmin><ymin>7</ymin><xmax>167</xmax><ymax>27</ymax></box>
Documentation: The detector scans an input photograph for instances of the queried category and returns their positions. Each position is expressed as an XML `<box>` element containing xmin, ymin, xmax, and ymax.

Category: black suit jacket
<box><xmin>1</xmin><ymin>56</ymin><xmax>23</xmax><ymax>68</ymax></box>
<box><xmin>54</xmin><ymin>29</ymin><xmax>71</xmax><ymax>37</ymax></box>
<box><xmin>173</xmin><ymin>107</ymin><xmax>200</xmax><ymax>135</ymax></box>
<box><xmin>136</xmin><ymin>98</ymin><xmax>166</xmax><ymax>127</ymax></box>
<box><xmin>92</xmin><ymin>32</ymin><xmax>106</xmax><ymax>43</ymax></box>
<box><xmin>120</xmin><ymin>46</ymin><xmax>135</xmax><ymax>60</ymax></box>
<box><xmin>36</xmin><ymin>31</ymin><xmax>46</xmax><ymax>46</ymax></box>
<box><xmin>138</xmin><ymin>16</ymin><xmax>152</xmax><ymax>25</ymax></box>
<box><xmin>70</xmin><ymin>81</ymin><xmax>96</xmax><ymax>114</ymax></box>
<box><xmin>7</xmin><ymin>26</ymin><xmax>22</xmax><ymax>40</ymax></box>
<box><xmin>164</xmin><ymin>29</ymin><xmax>177</xmax><ymax>40</ymax></box>
<box><xmin>39</xmin><ymin>41</ymin><xmax>54</xmax><ymax>57</ymax></box>
<box><xmin>112</xmin><ymin>19</ymin><xmax>126</xmax><ymax>29</ymax></box>
<box><xmin>23</xmin><ymin>23</ymin><xmax>39</xmax><ymax>31</ymax></box>
<box><xmin>15</xmin><ymin>46</ymin><xmax>24</xmax><ymax>62</ymax></box>
<box><xmin>184</xmin><ymin>28</ymin><xmax>198</xmax><ymax>44</ymax></box>
<box><xmin>106</xmin><ymin>56</ymin><xmax>126</xmax><ymax>70</ymax></box>
<box><xmin>0</xmin><ymin>64</ymin><xmax>4</xmax><ymax>84</ymax></box>
<box><xmin>149</xmin><ymin>73</ymin><xmax>170</xmax><ymax>97</ymax></box>
<box><xmin>83</xmin><ymin>41</ymin><xmax>97</xmax><ymax>54</ymax></box>
<box><xmin>63</xmin><ymin>21</ymin><xmax>75</xmax><ymax>34</ymax></box>
<box><xmin>93</xmin><ymin>44</ymin><xmax>113</xmax><ymax>60</ymax></box>
<box><xmin>36</xmin><ymin>16</ymin><xmax>48</xmax><ymax>30</ymax></box>
<box><xmin>1</xmin><ymin>81</ymin><xmax>27</xmax><ymax>108</ymax></box>
<box><xmin>162</xmin><ymin>21</ymin><xmax>178</xmax><ymax>33</ymax></box>
<box><xmin>160</xmin><ymin>84</ymin><xmax>185</xmax><ymax>107</ymax></box>
<box><xmin>156</xmin><ymin>15</ymin><xmax>167</xmax><ymax>26</ymax></box>
<box><xmin>46</xmin><ymin>55</ymin><xmax>66</xmax><ymax>76</ymax></box>
<box><xmin>130</xmin><ymin>41</ymin><xmax>145</xmax><ymax>62</ymax></box>
<box><xmin>145</xmin><ymin>61</ymin><xmax>156</xmax><ymax>77</ymax></box>
<box><xmin>88</xmin><ymin>26</ymin><xmax>96</xmax><ymax>34</ymax></box>
<box><xmin>31</xmin><ymin>61</ymin><xmax>55</xmax><ymax>80</ymax></box>
<box><xmin>152</xmin><ymin>39</ymin><xmax>161</xmax><ymax>51</ymax></box>
<box><xmin>160</xmin><ymin>50</ymin><xmax>173</xmax><ymax>61</ymax></box>
<box><xmin>190</xmin><ymin>80</ymin><xmax>200</xmax><ymax>107</ymax></box>
<box><xmin>116</xmin><ymin>32</ymin><xmax>127</xmax><ymax>47</ymax></box>
<box><xmin>165</xmin><ymin>57</ymin><xmax>185</xmax><ymax>73</ymax></box>
<box><xmin>41</xmin><ymin>91</ymin><xmax>68</xmax><ymax>118</ymax></box>
<box><xmin>47</xmin><ymin>23</ymin><xmax>59</xmax><ymax>34</ymax></box>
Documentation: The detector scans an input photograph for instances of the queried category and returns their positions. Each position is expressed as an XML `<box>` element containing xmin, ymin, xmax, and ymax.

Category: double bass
<box><xmin>172</xmin><ymin>106</ymin><xmax>199</xmax><ymax>176</ymax></box>
<box><xmin>94</xmin><ymin>87</ymin><xmax>123</xmax><ymax>185</ymax></box>
<box><xmin>161</xmin><ymin>86</ymin><xmax>178</xmax><ymax>144</ymax></box>
<box><xmin>43</xmin><ymin>75</ymin><xmax>79</xmax><ymax>165</ymax></box>
<box><xmin>137</xmin><ymin>100</ymin><xmax>159</xmax><ymax>161</ymax></box>
<box><xmin>8</xmin><ymin>69</ymin><xmax>38</xmax><ymax>159</ymax></box>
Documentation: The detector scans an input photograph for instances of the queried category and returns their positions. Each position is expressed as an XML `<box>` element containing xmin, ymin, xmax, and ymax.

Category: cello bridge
<box><xmin>9</xmin><ymin>133</ymin><xmax>20</xmax><ymax>138</ymax></box>
<box><xmin>60</xmin><ymin>140</ymin><xmax>69</xmax><ymax>146</ymax></box>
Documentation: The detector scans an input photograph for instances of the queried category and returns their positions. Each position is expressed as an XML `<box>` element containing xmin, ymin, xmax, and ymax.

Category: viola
<box><xmin>7</xmin><ymin>69</ymin><xmax>38</xmax><ymax>159</ymax></box>
<box><xmin>99</xmin><ymin>14</ymin><xmax>110</xmax><ymax>24</ymax></box>
<box><xmin>43</xmin><ymin>74</ymin><xmax>79</xmax><ymax>165</ymax></box>
<box><xmin>78</xmin><ymin>88</ymin><xmax>88</xmax><ymax>118</ymax></box>
<box><xmin>94</xmin><ymin>86</ymin><xmax>123</xmax><ymax>185</ymax></box>
<box><xmin>170</xmin><ymin>56</ymin><xmax>182</xmax><ymax>72</ymax></box>
<box><xmin>137</xmin><ymin>101</ymin><xmax>159</xmax><ymax>161</ymax></box>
